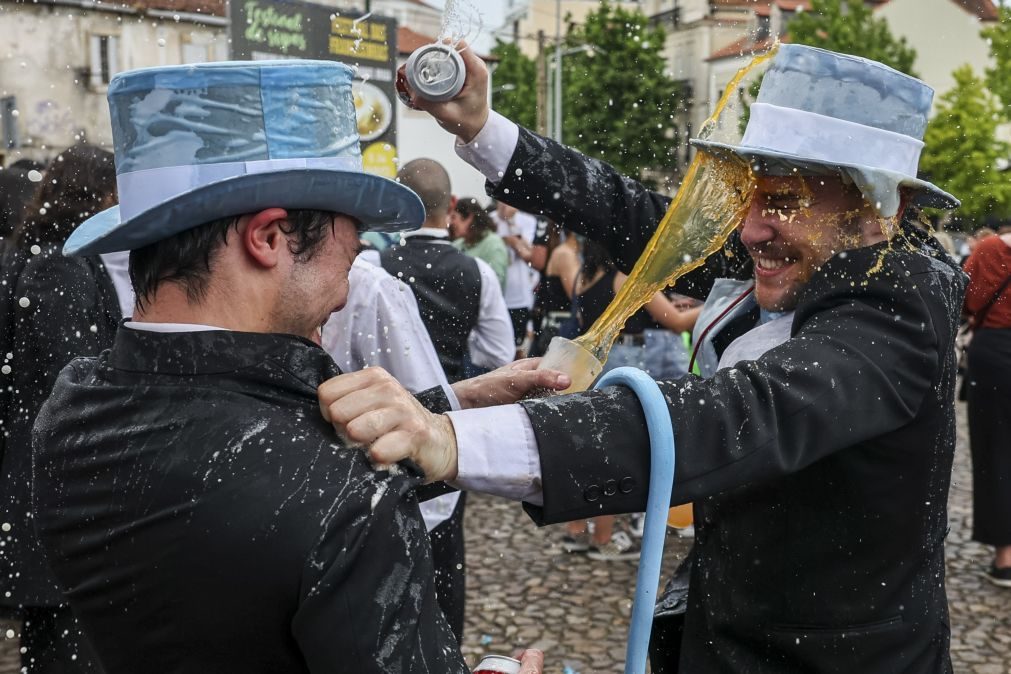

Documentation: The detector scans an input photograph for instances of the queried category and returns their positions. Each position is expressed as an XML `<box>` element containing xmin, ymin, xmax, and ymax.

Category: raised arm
<box><xmin>401</xmin><ymin>43</ymin><xmax>750</xmax><ymax>302</ymax></box>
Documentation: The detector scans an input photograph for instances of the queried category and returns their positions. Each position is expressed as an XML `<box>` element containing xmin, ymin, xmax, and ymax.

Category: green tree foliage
<box><xmin>919</xmin><ymin>66</ymin><xmax>1011</xmax><ymax>227</ymax></box>
<box><xmin>787</xmin><ymin>0</ymin><xmax>917</xmax><ymax>75</ymax></box>
<box><xmin>489</xmin><ymin>40</ymin><xmax>537</xmax><ymax>131</ymax></box>
<box><xmin>982</xmin><ymin>6</ymin><xmax>1011</xmax><ymax>119</ymax></box>
<box><xmin>560</xmin><ymin>1</ymin><xmax>681</xmax><ymax>181</ymax></box>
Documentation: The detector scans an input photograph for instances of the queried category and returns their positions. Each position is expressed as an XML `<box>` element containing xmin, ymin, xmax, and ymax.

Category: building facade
<box><xmin>644</xmin><ymin>0</ymin><xmax>1001</xmax><ymax>171</ymax></box>
<box><xmin>0</xmin><ymin>0</ymin><xmax>229</xmax><ymax>163</ymax></box>
<box><xmin>0</xmin><ymin>0</ymin><xmax>492</xmax><ymax>200</ymax></box>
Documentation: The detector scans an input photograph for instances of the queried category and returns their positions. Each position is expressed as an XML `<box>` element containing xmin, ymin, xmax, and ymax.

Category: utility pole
<box><xmin>554</xmin><ymin>0</ymin><xmax>563</xmax><ymax>142</ymax></box>
<box><xmin>536</xmin><ymin>30</ymin><xmax>549</xmax><ymax>137</ymax></box>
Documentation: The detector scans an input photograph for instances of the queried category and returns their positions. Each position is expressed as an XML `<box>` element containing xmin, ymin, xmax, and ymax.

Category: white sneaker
<box><xmin>674</xmin><ymin>525</ymin><xmax>695</xmax><ymax>539</ymax></box>
<box><xmin>587</xmin><ymin>531</ymin><xmax>641</xmax><ymax>562</ymax></box>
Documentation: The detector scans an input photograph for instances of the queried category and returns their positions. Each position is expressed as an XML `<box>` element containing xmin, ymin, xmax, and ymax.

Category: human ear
<box><xmin>242</xmin><ymin>208</ymin><xmax>290</xmax><ymax>268</ymax></box>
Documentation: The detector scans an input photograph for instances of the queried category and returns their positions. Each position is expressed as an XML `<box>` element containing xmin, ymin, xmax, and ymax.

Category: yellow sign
<box><xmin>362</xmin><ymin>142</ymin><xmax>398</xmax><ymax>179</ymax></box>
<box><xmin>328</xmin><ymin>16</ymin><xmax>392</xmax><ymax>63</ymax></box>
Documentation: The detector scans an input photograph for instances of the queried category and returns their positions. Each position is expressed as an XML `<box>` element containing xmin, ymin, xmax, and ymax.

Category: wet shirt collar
<box><xmin>108</xmin><ymin>323</ymin><xmax>340</xmax><ymax>385</ymax></box>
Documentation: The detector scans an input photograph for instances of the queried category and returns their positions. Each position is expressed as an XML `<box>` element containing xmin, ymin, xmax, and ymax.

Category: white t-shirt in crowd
<box><xmin>492</xmin><ymin>209</ymin><xmax>539</xmax><ymax>310</ymax></box>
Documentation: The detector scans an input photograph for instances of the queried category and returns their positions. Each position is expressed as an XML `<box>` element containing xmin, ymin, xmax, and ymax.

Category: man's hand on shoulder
<box><xmin>396</xmin><ymin>40</ymin><xmax>490</xmax><ymax>143</ymax></box>
<box><xmin>318</xmin><ymin>368</ymin><xmax>459</xmax><ymax>483</ymax></box>
<box><xmin>451</xmin><ymin>358</ymin><xmax>571</xmax><ymax>410</ymax></box>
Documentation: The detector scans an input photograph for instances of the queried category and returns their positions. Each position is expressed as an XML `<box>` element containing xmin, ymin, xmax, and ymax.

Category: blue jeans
<box><xmin>642</xmin><ymin>329</ymin><xmax>690</xmax><ymax>380</ymax></box>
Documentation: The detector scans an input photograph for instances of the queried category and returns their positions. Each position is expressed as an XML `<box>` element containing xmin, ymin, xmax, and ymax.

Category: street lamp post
<box><xmin>554</xmin><ymin>0</ymin><xmax>562</xmax><ymax>142</ymax></box>
<box><xmin>548</xmin><ymin>44</ymin><xmax>600</xmax><ymax>144</ymax></box>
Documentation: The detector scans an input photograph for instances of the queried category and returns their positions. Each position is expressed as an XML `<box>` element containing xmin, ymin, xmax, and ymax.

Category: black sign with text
<box><xmin>230</xmin><ymin>0</ymin><xmax>400</xmax><ymax>178</ymax></box>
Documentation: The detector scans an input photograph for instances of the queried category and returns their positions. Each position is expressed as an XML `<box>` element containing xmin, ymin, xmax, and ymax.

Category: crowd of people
<box><xmin>0</xmin><ymin>39</ymin><xmax>1006</xmax><ymax>674</ymax></box>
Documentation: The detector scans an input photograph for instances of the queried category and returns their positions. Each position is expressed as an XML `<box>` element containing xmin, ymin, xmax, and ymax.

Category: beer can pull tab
<box><xmin>404</xmin><ymin>43</ymin><xmax>466</xmax><ymax>102</ymax></box>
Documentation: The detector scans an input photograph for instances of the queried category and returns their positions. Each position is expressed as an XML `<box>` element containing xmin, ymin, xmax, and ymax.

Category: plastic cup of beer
<box><xmin>536</xmin><ymin>336</ymin><xmax>604</xmax><ymax>394</ymax></box>
<box><xmin>473</xmin><ymin>654</ymin><xmax>522</xmax><ymax>674</ymax></box>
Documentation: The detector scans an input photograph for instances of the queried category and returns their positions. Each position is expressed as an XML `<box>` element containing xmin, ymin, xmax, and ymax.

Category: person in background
<box><xmin>377</xmin><ymin>158</ymin><xmax>513</xmax><ymax>635</ymax></box>
<box><xmin>1</xmin><ymin>144</ymin><xmax>119</xmax><ymax>674</ymax></box>
<box><xmin>492</xmin><ymin>201</ymin><xmax>539</xmax><ymax>353</ymax></box>
<box><xmin>0</xmin><ymin>159</ymin><xmax>44</xmax><ymax>247</ymax></box>
<box><xmin>961</xmin><ymin>229</ymin><xmax>1011</xmax><ymax>587</ymax></box>
<box><xmin>562</xmin><ymin>239</ymin><xmax>705</xmax><ymax>562</ymax></box>
<box><xmin>968</xmin><ymin>227</ymin><xmax>997</xmax><ymax>254</ymax></box>
<box><xmin>450</xmin><ymin>196</ymin><xmax>508</xmax><ymax>291</ymax></box>
<box><xmin>642</xmin><ymin>291</ymin><xmax>702</xmax><ymax>382</ymax></box>
<box><xmin>380</xmin><ymin>160</ymin><xmax>513</xmax><ymax>384</ymax></box>
<box><xmin>529</xmin><ymin>226</ymin><xmax>579</xmax><ymax>358</ymax></box>
<box><xmin>321</xmin><ymin>256</ymin><xmax>472</xmax><ymax>642</ymax></box>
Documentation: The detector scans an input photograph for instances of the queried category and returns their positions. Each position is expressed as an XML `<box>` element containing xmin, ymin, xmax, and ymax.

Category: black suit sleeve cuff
<box><xmin>519</xmin><ymin>385</ymin><xmax>652</xmax><ymax>525</ymax></box>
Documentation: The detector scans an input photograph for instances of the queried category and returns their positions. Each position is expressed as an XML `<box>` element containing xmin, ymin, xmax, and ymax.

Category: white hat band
<box><xmin>742</xmin><ymin>102</ymin><xmax>924</xmax><ymax>177</ymax></box>
<box><xmin>117</xmin><ymin>156</ymin><xmax>364</xmax><ymax>221</ymax></box>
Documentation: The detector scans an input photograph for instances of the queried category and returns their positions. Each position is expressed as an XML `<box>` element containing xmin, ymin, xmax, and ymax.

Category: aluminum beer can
<box><xmin>473</xmin><ymin>654</ymin><xmax>522</xmax><ymax>674</ymax></box>
<box><xmin>404</xmin><ymin>43</ymin><xmax>466</xmax><ymax>102</ymax></box>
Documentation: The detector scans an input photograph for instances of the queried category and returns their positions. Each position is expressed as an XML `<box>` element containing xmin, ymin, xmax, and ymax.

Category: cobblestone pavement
<box><xmin>459</xmin><ymin>400</ymin><xmax>1011</xmax><ymax>673</ymax></box>
<box><xmin>2</xmin><ymin>403</ymin><xmax>1007</xmax><ymax>672</ymax></box>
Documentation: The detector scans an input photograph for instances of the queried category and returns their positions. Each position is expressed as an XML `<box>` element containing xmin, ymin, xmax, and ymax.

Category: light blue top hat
<box><xmin>692</xmin><ymin>44</ymin><xmax>959</xmax><ymax>217</ymax></box>
<box><xmin>64</xmin><ymin>60</ymin><xmax>423</xmax><ymax>256</ymax></box>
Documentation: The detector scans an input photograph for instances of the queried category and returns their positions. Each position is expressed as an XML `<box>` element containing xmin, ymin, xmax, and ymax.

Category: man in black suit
<box><xmin>32</xmin><ymin>60</ymin><xmax>552</xmax><ymax>674</ymax></box>
<box><xmin>323</xmin><ymin>45</ymin><xmax>966</xmax><ymax>672</ymax></box>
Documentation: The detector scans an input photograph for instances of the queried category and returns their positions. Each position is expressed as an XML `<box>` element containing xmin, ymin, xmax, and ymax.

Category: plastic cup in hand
<box><xmin>536</xmin><ymin>336</ymin><xmax>604</xmax><ymax>395</ymax></box>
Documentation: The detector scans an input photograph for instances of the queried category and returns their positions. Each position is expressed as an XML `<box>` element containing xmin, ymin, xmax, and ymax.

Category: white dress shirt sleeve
<box><xmin>324</xmin><ymin>257</ymin><xmax>463</xmax><ymax>531</ymax></box>
<box><xmin>468</xmin><ymin>258</ymin><xmax>515</xmax><ymax>370</ymax></box>
<box><xmin>448</xmin><ymin>404</ymin><xmax>543</xmax><ymax>505</ymax></box>
<box><xmin>454</xmin><ymin>110</ymin><xmax>520</xmax><ymax>186</ymax></box>
<box><xmin>324</xmin><ymin>257</ymin><xmax>461</xmax><ymax>410</ymax></box>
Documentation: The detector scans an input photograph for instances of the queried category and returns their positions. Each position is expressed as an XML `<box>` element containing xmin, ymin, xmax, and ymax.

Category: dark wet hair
<box><xmin>454</xmin><ymin>196</ymin><xmax>496</xmax><ymax>246</ymax></box>
<box><xmin>13</xmin><ymin>144</ymin><xmax>116</xmax><ymax>248</ymax></box>
<box><xmin>129</xmin><ymin>209</ymin><xmax>336</xmax><ymax>310</ymax></box>
<box><xmin>580</xmin><ymin>238</ymin><xmax>615</xmax><ymax>279</ymax></box>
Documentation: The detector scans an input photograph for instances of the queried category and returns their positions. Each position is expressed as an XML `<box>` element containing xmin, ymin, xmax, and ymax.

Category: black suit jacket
<box><xmin>32</xmin><ymin>328</ymin><xmax>468</xmax><ymax>674</ymax></box>
<box><xmin>495</xmin><ymin>128</ymin><xmax>964</xmax><ymax>672</ymax></box>
<box><xmin>0</xmin><ymin>248</ymin><xmax>120</xmax><ymax>607</ymax></box>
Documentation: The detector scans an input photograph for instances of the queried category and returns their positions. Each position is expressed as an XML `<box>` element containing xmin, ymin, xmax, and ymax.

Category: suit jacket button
<box><xmin>603</xmin><ymin>479</ymin><xmax>618</xmax><ymax>497</ymax></box>
<box><xmin>618</xmin><ymin>477</ymin><xmax>634</xmax><ymax>494</ymax></box>
<box><xmin>584</xmin><ymin>485</ymin><xmax>601</xmax><ymax>502</ymax></box>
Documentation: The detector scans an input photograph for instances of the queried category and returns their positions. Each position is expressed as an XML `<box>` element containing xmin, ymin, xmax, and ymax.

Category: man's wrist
<box><xmin>435</xmin><ymin>413</ymin><xmax>460</xmax><ymax>482</ymax></box>
<box><xmin>456</xmin><ymin>108</ymin><xmax>490</xmax><ymax>145</ymax></box>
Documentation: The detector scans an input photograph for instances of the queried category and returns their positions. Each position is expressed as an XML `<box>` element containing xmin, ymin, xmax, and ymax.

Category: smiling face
<box><xmin>741</xmin><ymin>175</ymin><xmax>886</xmax><ymax>311</ymax></box>
<box><xmin>273</xmin><ymin>214</ymin><xmax>362</xmax><ymax>344</ymax></box>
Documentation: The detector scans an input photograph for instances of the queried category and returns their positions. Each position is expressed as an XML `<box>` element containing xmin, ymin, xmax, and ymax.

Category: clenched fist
<box><xmin>318</xmin><ymin>368</ymin><xmax>459</xmax><ymax>482</ymax></box>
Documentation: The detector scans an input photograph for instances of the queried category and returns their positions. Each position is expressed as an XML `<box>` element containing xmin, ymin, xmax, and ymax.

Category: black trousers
<box><xmin>2</xmin><ymin>605</ymin><xmax>101</xmax><ymax>674</ymax></box>
<box><xmin>966</xmin><ymin>328</ymin><xmax>1011</xmax><ymax>546</ymax></box>
<box><xmin>508</xmin><ymin>308</ymin><xmax>531</xmax><ymax>347</ymax></box>
<box><xmin>428</xmin><ymin>493</ymin><xmax>467</xmax><ymax>645</ymax></box>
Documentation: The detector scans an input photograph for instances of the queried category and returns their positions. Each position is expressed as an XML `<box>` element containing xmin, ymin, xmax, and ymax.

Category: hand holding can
<box><xmin>396</xmin><ymin>41</ymin><xmax>491</xmax><ymax>144</ymax></box>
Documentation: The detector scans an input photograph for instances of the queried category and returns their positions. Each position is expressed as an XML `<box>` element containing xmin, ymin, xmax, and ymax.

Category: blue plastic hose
<box><xmin>593</xmin><ymin>367</ymin><xmax>676</xmax><ymax>674</ymax></box>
